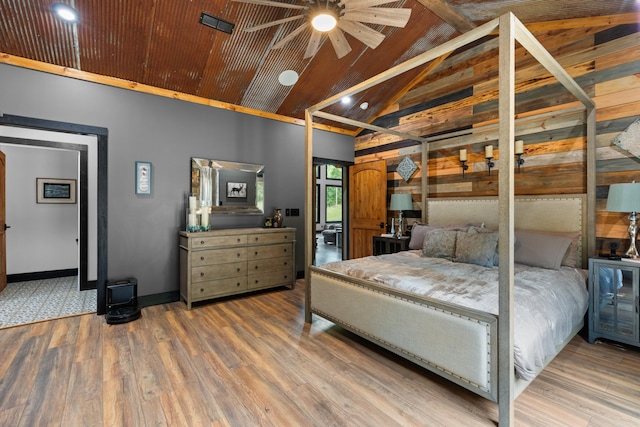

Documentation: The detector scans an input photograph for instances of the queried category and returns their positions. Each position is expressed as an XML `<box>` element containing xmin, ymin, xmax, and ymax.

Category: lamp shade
<box><xmin>606</xmin><ymin>183</ymin><xmax>640</xmax><ymax>212</ymax></box>
<box><xmin>390</xmin><ymin>193</ymin><xmax>412</xmax><ymax>211</ymax></box>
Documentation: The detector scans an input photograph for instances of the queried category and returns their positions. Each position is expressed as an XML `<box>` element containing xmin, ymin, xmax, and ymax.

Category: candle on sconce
<box><xmin>189</xmin><ymin>196</ymin><xmax>197</xmax><ymax>212</ymax></box>
<box><xmin>515</xmin><ymin>140</ymin><xmax>524</xmax><ymax>155</ymax></box>
<box><xmin>459</xmin><ymin>149</ymin><xmax>467</xmax><ymax>162</ymax></box>
<box><xmin>485</xmin><ymin>145</ymin><xmax>494</xmax><ymax>158</ymax></box>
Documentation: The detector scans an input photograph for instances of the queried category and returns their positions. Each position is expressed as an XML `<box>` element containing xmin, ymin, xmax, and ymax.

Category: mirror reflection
<box><xmin>191</xmin><ymin>158</ymin><xmax>264</xmax><ymax>214</ymax></box>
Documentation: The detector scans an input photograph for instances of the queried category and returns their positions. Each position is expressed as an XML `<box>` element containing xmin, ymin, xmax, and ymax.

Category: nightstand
<box><xmin>373</xmin><ymin>235</ymin><xmax>410</xmax><ymax>256</ymax></box>
<box><xmin>588</xmin><ymin>258</ymin><xmax>640</xmax><ymax>347</ymax></box>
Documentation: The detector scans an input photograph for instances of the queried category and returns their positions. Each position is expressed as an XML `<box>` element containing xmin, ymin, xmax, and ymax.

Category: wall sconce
<box><xmin>459</xmin><ymin>149</ymin><xmax>469</xmax><ymax>178</ymax></box>
<box><xmin>485</xmin><ymin>145</ymin><xmax>494</xmax><ymax>175</ymax></box>
<box><xmin>515</xmin><ymin>140</ymin><xmax>525</xmax><ymax>173</ymax></box>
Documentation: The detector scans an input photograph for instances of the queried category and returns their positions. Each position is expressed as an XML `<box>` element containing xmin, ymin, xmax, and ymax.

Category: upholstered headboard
<box><xmin>425</xmin><ymin>195</ymin><xmax>586</xmax><ymax>268</ymax></box>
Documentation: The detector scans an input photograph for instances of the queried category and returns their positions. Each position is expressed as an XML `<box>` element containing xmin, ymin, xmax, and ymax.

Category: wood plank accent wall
<box><xmin>354</xmin><ymin>20</ymin><xmax>639</xmax><ymax>253</ymax></box>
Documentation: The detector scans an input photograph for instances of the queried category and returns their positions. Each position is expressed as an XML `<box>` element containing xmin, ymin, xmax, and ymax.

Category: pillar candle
<box><xmin>515</xmin><ymin>140</ymin><xmax>524</xmax><ymax>154</ymax></box>
<box><xmin>188</xmin><ymin>213</ymin><xmax>197</xmax><ymax>227</ymax></box>
<box><xmin>201</xmin><ymin>211</ymin><xmax>209</xmax><ymax>227</ymax></box>
<box><xmin>485</xmin><ymin>145</ymin><xmax>493</xmax><ymax>158</ymax></box>
<box><xmin>189</xmin><ymin>196</ymin><xmax>197</xmax><ymax>211</ymax></box>
<box><xmin>459</xmin><ymin>149</ymin><xmax>467</xmax><ymax>162</ymax></box>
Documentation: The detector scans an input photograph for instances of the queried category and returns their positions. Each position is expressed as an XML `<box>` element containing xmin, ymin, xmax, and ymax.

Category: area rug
<box><xmin>0</xmin><ymin>276</ymin><xmax>96</xmax><ymax>329</ymax></box>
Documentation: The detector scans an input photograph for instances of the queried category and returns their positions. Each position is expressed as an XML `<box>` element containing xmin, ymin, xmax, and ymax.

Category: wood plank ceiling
<box><xmin>0</xmin><ymin>1</ymin><xmax>637</xmax><ymax>132</ymax></box>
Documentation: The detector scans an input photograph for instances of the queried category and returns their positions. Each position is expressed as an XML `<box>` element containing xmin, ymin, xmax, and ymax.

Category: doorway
<box><xmin>0</xmin><ymin>114</ymin><xmax>109</xmax><ymax>315</ymax></box>
<box><xmin>313</xmin><ymin>158</ymin><xmax>351</xmax><ymax>266</ymax></box>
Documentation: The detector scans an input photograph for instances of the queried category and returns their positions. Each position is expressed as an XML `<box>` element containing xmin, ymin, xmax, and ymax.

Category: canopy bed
<box><xmin>303</xmin><ymin>13</ymin><xmax>596</xmax><ymax>426</ymax></box>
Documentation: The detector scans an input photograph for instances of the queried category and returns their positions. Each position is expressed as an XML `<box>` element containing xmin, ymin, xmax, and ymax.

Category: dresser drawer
<box><xmin>192</xmin><ymin>277</ymin><xmax>248</xmax><ymax>300</ymax></box>
<box><xmin>191</xmin><ymin>247</ymin><xmax>247</xmax><ymax>266</ymax></box>
<box><xmin>192</xmin><ymin>262</ymin><xmax>247</xmax><ymax>283</ymax></box>
<box><xmin>248</xmin><ymin>270</ymin><xmax>294</xmax><ymax>290</ymax></box>
<box><xmin>191</xmin><ymin>234</ymin><xmax>247</xmax><ymax>249</ymax></box>
<box><xmin>247</xmin><ymin>243</ymin><xmax>293</xmax><ymax>260</ymax></box>
<box><xmin>248</xmin><ymin>256</ymin><xmax>292</xmax><ymax>275</ymax></box>
<box><xmin>247</xmin><ymin>231</ymin><xmax>295</xmax><ymax>245</ymax></box>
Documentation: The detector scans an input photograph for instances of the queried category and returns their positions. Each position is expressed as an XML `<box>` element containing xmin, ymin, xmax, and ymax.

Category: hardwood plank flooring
<box><xmin>0</xmin><ymin>280</ymin><xmax>639</xmax><ymax>426</ymax></box>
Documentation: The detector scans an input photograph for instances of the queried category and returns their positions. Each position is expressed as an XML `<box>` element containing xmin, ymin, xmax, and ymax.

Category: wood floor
<box><xmin>0</xmin><ymin>280</ymin><xmax>639</xmax><ymax>426</ymax></box>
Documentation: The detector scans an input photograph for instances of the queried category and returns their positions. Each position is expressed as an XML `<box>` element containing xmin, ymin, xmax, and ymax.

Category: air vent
<box><xmin>199</xmin><ymin>13</ymin><xmax>235</xmax><ymax>35</ymax></box>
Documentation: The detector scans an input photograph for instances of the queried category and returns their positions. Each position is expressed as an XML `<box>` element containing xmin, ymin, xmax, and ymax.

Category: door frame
<box><xmin>0</xmin><ymin>114</ymin><xmax>109</xmax><ymax>315</ymax></box>
<box><xmin>312</xmin><ymin>157</ymin><xmax>353</xmax><ymax>262</ymax></box>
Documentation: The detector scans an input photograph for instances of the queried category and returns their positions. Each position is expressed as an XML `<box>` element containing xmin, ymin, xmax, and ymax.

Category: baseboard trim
<box><xmin>7</xmin><ymin>269</ymin><xmax>78</xmax><ymax>283</ymax></box>
<box><xmin>138</xmin><ymin>291</ymin><xmax>180</xmax><ymax>308</ymax></box>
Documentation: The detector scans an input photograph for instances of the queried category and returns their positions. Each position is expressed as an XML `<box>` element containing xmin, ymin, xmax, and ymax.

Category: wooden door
<box><xmin>349</xmin><ymin>160</ymin><xmax>387</xmax><ymax>259</ymax></box>
<box><xmin>0</xmin><ymin>151</ymin><xmax>6</xmax><ymax>292</ymax></box>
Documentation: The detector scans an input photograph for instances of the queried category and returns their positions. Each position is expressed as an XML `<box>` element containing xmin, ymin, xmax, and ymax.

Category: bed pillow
<box><xmin>454</xmin><ymin>231</ymin><xmax>498</xmax><ymax>268</ymax></box>
<box><xmin>409</xmin><ymin>223</ymin><xmax>472</xmax><ymax>250</ymax></box>
<box><xmin>422</xmin><ymin>229</ymin><xmax>459</xmax><ymax>259</ymax></box>
<box><xmin>514</xmin><ymin>230</ymin><xmax>572</xmax><ymax>270</ymax></box>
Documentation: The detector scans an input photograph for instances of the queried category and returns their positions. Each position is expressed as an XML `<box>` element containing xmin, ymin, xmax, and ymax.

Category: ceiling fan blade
<box><xmin>342</xmin><ymin>0</ymin><xmax>397</xmax><ymax>9</ymax></box>
<box><xmin>272</xmin><ymin>22</ymin><xmax>310</xmax><ymax>49</ymax></box>
<box><xmin>245</xmin><ymin>15</ymin><xmax>306</xmax><ymax>32</ymax></box>
<box><xmin>304</xmin><ymin>31</ymin><xmax>324</xmax><ymax>59</ymax></box>
<box><xmin>328</xmin><ymin>28</ymin><xmax>352</xmax><ymax>59</ymax></box>
<box><xmin>342</xmin><ymin>8</ymin><xmax>411</xmax><ymax>28</ymax></box>
<box><xmin>232</xmin><ymin>0</ymin><xmax>307</xmax><ymax>10</ymax></box>
<box><xmin>337</xmin><ymin>20</ymin><xmax>385</xmax><ymax>49</ymax></box>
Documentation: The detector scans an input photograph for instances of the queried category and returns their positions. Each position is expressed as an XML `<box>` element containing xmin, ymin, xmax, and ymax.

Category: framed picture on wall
<box><xmin>226</xmin><ymin>182</ymin><xmax>247</xmax><ymax>198</ymax></box>
<box><xmin>135</xmin><ymin>161</ymin><xmax>152</xmax><ymax>195</ymax></box>
<box><xmin>36</xmin><ymin>178</ymin><xmax>77</xmax><ymax>204</ymax></box>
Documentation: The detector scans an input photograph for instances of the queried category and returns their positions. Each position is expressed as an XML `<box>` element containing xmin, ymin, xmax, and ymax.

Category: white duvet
<box><xmin>321</xmin><ymin>250</ymin><xmax>589</xmax><ymax>380</ymax></box>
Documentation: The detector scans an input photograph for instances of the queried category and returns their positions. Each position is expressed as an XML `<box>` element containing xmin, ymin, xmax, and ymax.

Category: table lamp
<box><xmin>390</xmin><ymin>193</ymin><xmax>412</xmax><ymax>238</ymax></box>
<box><xmin>606</xmin><ymin>182</ymin><xmax>640</xmax><ymax>258</ymax></box>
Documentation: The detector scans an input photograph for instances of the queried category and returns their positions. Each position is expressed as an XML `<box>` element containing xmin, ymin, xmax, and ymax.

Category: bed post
<box><xmin>304</xmin><ymin>109</ymin><xmax>314</xmax><ymax>323</ymax></box>
<box><xmin>497</xmin><ymin>12</ymin><xmax>516</xmax><ymax>427</ymax></box>
<box><xmin>422</xmin><ymin>141</ymin><xmax>429</xmax><ymax>223</ymax></box>
<box><xmin>586</xmin><ymin>107</ymin><xmax>596</xmax><ymax>259</ymax></box>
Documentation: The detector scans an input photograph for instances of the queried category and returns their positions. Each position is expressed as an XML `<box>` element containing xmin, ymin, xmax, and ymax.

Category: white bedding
<box><xmin>320</xmin><ymin>250</ymin><xmax>588</xmax><ymax>381</ymax></box>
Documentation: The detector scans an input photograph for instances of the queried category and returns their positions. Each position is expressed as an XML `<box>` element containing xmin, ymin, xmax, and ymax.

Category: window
<box><xmin>326</xmin><ymin>185</ymin><xmax>342</xmax><ymax>223</ymax></box>
<box><xmin>316</xmin><ymin>184</ymin><xmax>320</xmax><ymax>223</ymax></box>
<box><xmin>326</xmin><ymin>164</ymin><xmax>342</xmax><ymax>180</ymax></box>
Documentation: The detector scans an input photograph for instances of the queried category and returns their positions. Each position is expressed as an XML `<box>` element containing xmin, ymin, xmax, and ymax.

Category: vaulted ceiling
<box><xmin>0</xmin><ymin>1</ymin><xmax>637</xmax><ymax>133</ymax></box>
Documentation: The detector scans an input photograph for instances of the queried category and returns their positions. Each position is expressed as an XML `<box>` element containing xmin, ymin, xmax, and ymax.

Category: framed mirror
<box><xmin>191</xmin><ymin>158</ymin><xmax>264</xmax><ymax>215</ymax></box>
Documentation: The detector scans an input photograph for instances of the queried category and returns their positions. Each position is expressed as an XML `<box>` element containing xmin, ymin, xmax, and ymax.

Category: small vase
<box><xmin>272</xmin><ymin>209</ymin><xmax>283</xmax><ymax>228</ymax></box>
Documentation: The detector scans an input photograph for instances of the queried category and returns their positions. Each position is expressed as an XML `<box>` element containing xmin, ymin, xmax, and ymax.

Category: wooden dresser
<box><xmin>179</xmin><ymin>227</ymin><xmax>296</xmax><ymax>309</ymax></box>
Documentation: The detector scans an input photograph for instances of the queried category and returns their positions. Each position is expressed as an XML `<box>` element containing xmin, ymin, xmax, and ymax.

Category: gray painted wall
<box><xmin>0</xmin><ymin>63</ymin><xmax>354</xmax><ymax>297</ymax></box>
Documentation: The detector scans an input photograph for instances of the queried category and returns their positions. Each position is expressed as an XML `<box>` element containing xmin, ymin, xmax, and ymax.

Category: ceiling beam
<box><xmin>416</xmin><ymin>0</ymin><xmax>477</xmax><ymax>33</ymax></box>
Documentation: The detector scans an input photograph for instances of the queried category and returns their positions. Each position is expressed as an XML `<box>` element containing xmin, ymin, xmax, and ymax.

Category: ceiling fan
<box><xmin>232</xmin><ymin>0</ymin><xmax>412</xmax><ymax>59</ymax></box>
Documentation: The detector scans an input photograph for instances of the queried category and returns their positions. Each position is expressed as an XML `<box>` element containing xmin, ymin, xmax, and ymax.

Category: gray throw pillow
<box><xmin>455</xmin><ymin>231</ymin><xmax>499</xmax><ymax>268</ymax></box>
<box><xmin>422</xmin><ymin>229</ymin><xmax>459</xmax><ymax>259</ymax></box>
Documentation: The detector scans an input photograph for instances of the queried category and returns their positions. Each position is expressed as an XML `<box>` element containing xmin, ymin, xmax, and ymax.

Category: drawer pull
<box><xmin>284</xmin><ymin>262</ymin><xmax>287</xmax><ymax>266</ymax></box>
<box><xmin>284</xmin><ymin>235</ymin><xmax>288</xmax><ymax>239</ymax></box>
<box><xmin>255</xmin><ymin>251</ymin><xmax>258</xmax><ymax>255</ymax></box>
<box><xmin>284</xmin><ymin>249</ymin><xmax>287</xmax><ymax>253</ymax></box>
<box><xmin>200</xmin><ymin>256</ymin><xmax>205</xmax><ymax>261</ymax></box>
<box><xmin>237</xmin><ymin>238</ymin><xmax>241</xmax><ymax>242</ymax></box>
<box><xmin>200</xmin><ymin>272</ymin><xmax>205</xmax><ymax>277</ymax></box>
<box><xmin>200</xmin><ymin>288</ymin><xmax>204</xmax><ymax>293</ymax></box>
<box><xmin>255</xmin><ymin>265</ymin><xmax>259</xmax><ymax>270</ymax></box>
<box><xmin>200</xmin><ymin>240</ymin><xmax>205</xmax><ymax>245</ymax></box>
<box><xmin>237</xmin><ymin>282</ymin><xmax>241</xmax><ymax>287</ymax></box>
<box><xmin>255</xmin><ymin>279</ymin><xmax>259</xmax><ymax>284</ymax></box>
<box><xmin>237</xmin><ymin>268</ymin><xmax>241</xmax><ymax>272</ymax></box>
<box><xmin>255</xmin><ymin>237</ymin><xmax>259</xmax><ymax>241</ymax></box>
<box><xmin>237</xmin><ymin>253</ymin><xmax>241</xmax><ymax>257</ymax></box>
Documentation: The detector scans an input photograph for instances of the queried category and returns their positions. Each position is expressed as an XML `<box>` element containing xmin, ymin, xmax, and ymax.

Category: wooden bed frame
<box><xmin>303</xmin><ymin>12</ymin><xmax>596</xmax><ymax>425</ymax></box>
<box><xmin>308</xmin><ymin>195</ymin><xmax>586</xmax><ymax>402</ymax></box>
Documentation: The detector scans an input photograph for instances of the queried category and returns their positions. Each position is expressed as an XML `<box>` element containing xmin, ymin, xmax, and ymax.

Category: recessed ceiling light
<box><xmin>360</xmin><ymin>102</ymin><xmax>369</xmax><ymax>110</ymax></box>
<box><xmin>53</xmin><ymin>3</ymin><xmax>79</xmax><ymax>22</ymax></box>
<box><xmin>278</xmin><ymin>70</ymin><xmax>299</xmax><ymax>86</ymax></box>
<box><xmin>341</xmin><ymin>96</ymin><xmax>352</xmax><ymax>105</ymax></box>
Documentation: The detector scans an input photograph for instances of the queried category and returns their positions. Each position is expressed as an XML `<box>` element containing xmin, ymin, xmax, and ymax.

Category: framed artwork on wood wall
<box><xmin>36</xmin><ymin>178</ymin><xmax>77</xmax><ymax>204</ymax></box>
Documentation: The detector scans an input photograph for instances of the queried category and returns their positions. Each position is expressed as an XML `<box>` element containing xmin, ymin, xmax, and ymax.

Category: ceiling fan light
<box><xmin>312</xmin><ymin>13</ymin><xmax>337</xmax><ymax>32</ymax></box>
